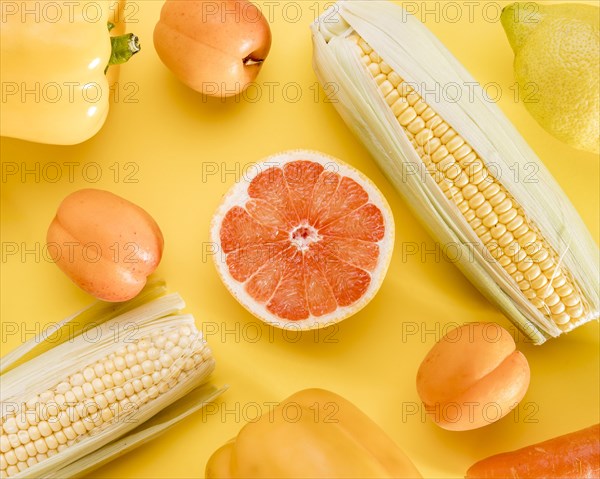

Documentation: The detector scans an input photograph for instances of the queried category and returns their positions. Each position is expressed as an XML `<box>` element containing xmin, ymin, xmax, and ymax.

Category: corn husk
<box><xmin>311</xmin><ymin>0</ymin><xmax>599</xmax><ymax>344</ymax></box>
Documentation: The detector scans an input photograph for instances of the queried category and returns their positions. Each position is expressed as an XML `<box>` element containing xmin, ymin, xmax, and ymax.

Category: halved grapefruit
<box><xmin>210</xmin><ymin>150</ymin><xmax>394</xmax><ymax>330</ymax></box>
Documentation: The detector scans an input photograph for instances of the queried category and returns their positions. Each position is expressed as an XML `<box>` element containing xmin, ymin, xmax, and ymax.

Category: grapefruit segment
<box><xmin>211</xmin><ymin>150</ymin><xmax>394</xmax><ymax>330</ymax></box>
<box><xmin>226</xmin><ymin>242</ymin><xmax>289</xmax><ymax>282</ymax></box>
<box><xmin>308</xmin><ymin>170</ymin><xmax>341</xmax><ymax>225</ymax></box>
<box><xmin>246</xmin><ymin>199</ymin><xmax>292</xmax><ymax>230</ymax></box>
<box><xmin>247</xmin><ymin>166</ymin><xmax>298</xmax><ymax>224</ymax></box>
<box><xmin>266</xmin><ymin>249</ymin><xmax>309</xmax><ymax>320</ymax></box>
<box><xmin>220</xmin><ymin>206</ymin><xmax>285</xmax><ymax>253</ymax></box>
<box><xmin>320</xmin><ymin>203</ymin><xmax>385</xmax><ymax>242</ymax></box>
<box><xmin>319</xmin><ymin>237</ymin><xmax>380</xmax><ymax>272</ymax></box>
<box><xmin>304</xmin><ymin>252</ymin><xmax>338</xmax><ymax>317</ymax></box>
<box><xmin>313</xmin><ymin>176</ymin><xmax>369</xmax><ymax>229</ymax></box>
<box><xmin>283</xmin><ymin>161</ymin><xmax>325</xmax><ymax>220</ymax></box>
<box><xmin>245</xmin><ymin>245</ymin><xmax>291</xmax><ymax>302</ymax></box>
<box><xmin>308</xmin><ymin>243</ymin><xmax>371</xmax><ymax>307</ymax></box>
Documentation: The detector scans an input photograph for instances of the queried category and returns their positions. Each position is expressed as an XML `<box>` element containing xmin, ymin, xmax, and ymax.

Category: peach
<box><xmin>154</xmin><ymin>0</ymin><xmax>272</xmax><ymax>97</ymax></box>
<box><xmin>47</xmin><ymin>189</ymin><xmax>164</xmax><ymax>302</ymax></box>
<box><xmin>416</xmin><ymin>323</ymin><xmax>530</xmax><ymax>431</ymax></box>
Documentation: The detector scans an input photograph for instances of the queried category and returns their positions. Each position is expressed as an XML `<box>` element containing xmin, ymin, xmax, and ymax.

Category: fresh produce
<box><xmin>466</xmin><ymin>423</ymin><xmax>600</xmax><ymax>478</ymax></box>
<box><xmin>501</xmin><ymin>2</ymin><xmax>600</xmax><ymax>154</ymax></box>
<box><xmin>47</xmin><ymin>189</ymin><xmax>164</xmax><ymax>302</ymax></box>
<box><xmin>205</xmin><ymin>388</ymin><xmax>422</xmax><ymax>478</ymax></box>
<box><xmin>154</xmin><ymin>0</ymin><xmax>271</xmax><ymax>97</ymax></box>
<box><xmin>311</xmin><ymin>0</ymin><xmax>599</xmax><ymax>344</ymax></box>
<box><xmin>210</xmin><ymin>150</ymin><xmax>394</xmax><ymax>329</ymax></box>
<box><xmin>0</xmin><ymin>282</ymin><xmax>222</xmax><ymax>479</ymax></box>
<box><xmin>416</xmin><ymin>323</ymin><xmax>530</xmax><ymax>431</ymax></box>
<box><xmin>0</xmin><ymin>0</ymin><xmax>140</xmax><ymax>145</ymax></box>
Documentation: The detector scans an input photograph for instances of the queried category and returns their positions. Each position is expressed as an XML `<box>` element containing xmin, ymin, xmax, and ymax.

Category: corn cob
<box><xmin>311</xmin><ymin>1</ymin><xmax>599</xmax><ymax>343</ymax></box>
<box><xmin>353</xmin><ymin>36</ymin><xmax>589</xmax><ymax>327</ymax></box>
<box><xmin>0</xmin><ymin>283</ymin><xmax>220</xmax><ymax>478</ymax></box>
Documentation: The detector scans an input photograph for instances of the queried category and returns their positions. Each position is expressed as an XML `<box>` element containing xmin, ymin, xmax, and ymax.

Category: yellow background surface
<box><xmin>1</xmin><ymin>1</ymin><xmax>598</xmax><ymax>478</ymax></box>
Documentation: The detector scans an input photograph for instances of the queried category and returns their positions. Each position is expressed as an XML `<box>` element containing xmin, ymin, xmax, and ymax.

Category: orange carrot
<box><xmin>466</xmin><ymin>424</ymin><xmax>600</xmax><ymax>479</ymax></box>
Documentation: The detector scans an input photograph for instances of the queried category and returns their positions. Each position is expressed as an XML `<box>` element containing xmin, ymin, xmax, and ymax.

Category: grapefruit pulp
<box><xmin>210</xmin><ymin>150</ymin><xmax>394</xmax><ymax>329</ymax></box>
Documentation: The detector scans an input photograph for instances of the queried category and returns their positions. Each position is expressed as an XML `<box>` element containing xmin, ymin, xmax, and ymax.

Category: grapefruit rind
<box><xmin>210</xmin><ymin>150</ymin><xmax>395</xmax><ymax>330</ymax></box>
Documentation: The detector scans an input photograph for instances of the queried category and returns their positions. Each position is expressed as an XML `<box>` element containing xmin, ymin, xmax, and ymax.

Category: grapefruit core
<box><xmin>210</xmin><ymin>150</ymin><xmax>395</xmax><ymax>330</ymax></box>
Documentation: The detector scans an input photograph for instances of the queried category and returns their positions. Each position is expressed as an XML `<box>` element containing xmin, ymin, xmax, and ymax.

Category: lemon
<box><xmin>501</xmin><ymin>2</ymin><xmax>599</xmax><ymax>154</ymax></box>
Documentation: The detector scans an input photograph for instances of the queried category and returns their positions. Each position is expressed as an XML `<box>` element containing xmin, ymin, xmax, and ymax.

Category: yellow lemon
<box><xmin>501</xmin><ymin>2</ymin><xmax>599</xmax><ymax>154</ymax></box>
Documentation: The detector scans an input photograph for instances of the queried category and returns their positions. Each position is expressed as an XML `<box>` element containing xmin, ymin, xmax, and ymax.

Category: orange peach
<box><xmin>416</xmin><ymin>323</ymin><xmax>530</xmax><ymax>431</ymax></box>
<box><xmin>154</xmin><ymin>0</ymin><xmax>272</xmax><ymax>97</ymax></box>
<box><xmin>47</xmin><ymin>189</ymin><xmax>164</xmax><ymax>302</ymax></box>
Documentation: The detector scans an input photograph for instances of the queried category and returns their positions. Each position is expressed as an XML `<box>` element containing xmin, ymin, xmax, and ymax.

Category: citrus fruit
<box><xmin>501</xmin><ymin>2</ymin><xmax>599</xmax><ymax>154</ymax></box>
<box><xmin>210</xmin><ymin>150</ymin><xmax>394</xmax><ymax>330</ymax></box>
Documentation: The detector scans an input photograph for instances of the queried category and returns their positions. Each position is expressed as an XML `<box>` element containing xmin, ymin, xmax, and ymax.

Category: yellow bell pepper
<box><xmin>206</xmin><ymin>389</ymin><xmax>422</xmax><ymax>479</ymax></box>
<box><xmin>0</xmin><ymin>0</ymin><xmax>139</xmax><ymax>145</ymax></box>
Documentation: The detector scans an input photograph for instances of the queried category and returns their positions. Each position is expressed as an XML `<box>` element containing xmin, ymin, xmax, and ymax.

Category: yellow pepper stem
<box><xmin>108</xmin><ymin>32</ymin><xmax>141</xmax><ymax>67</ymax></box>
